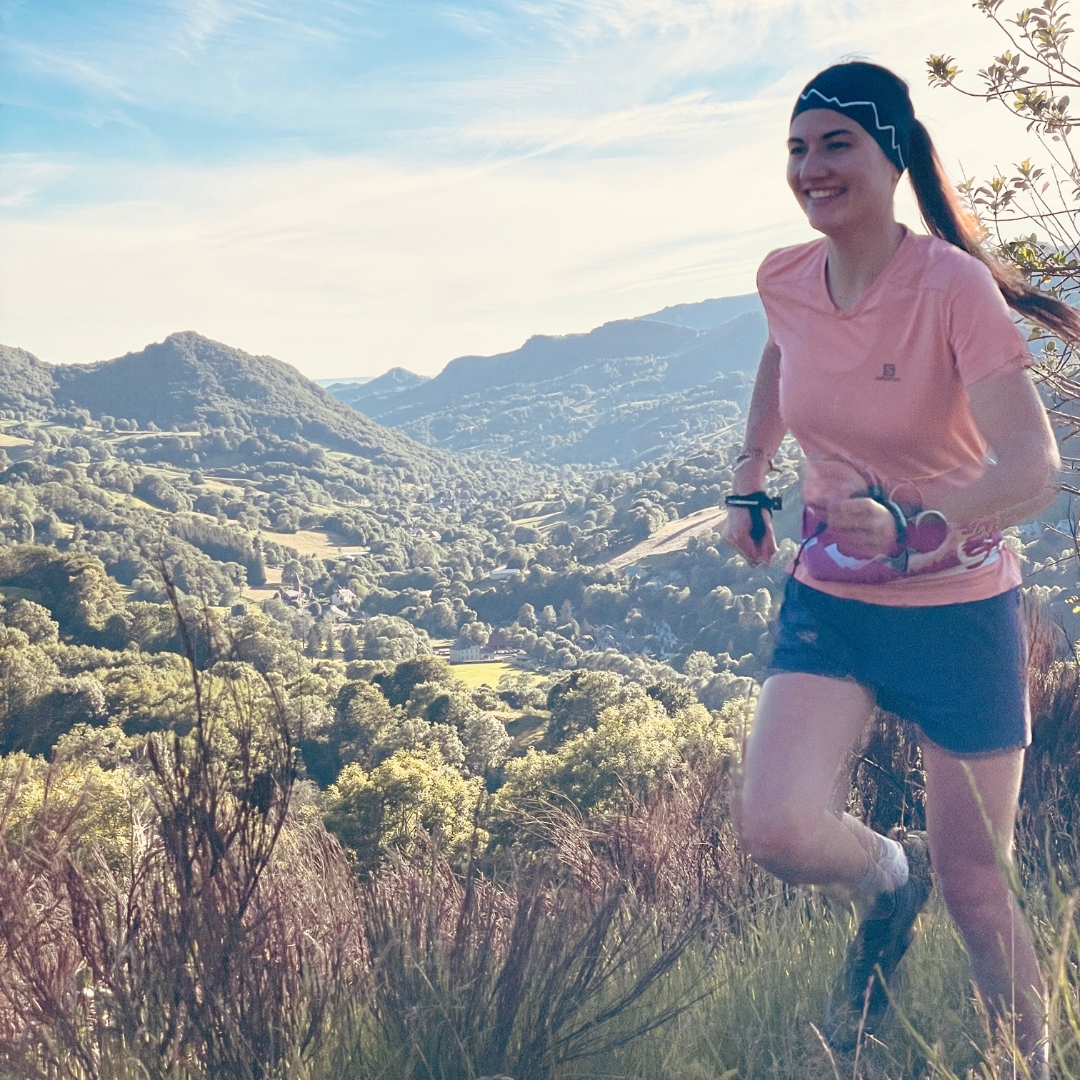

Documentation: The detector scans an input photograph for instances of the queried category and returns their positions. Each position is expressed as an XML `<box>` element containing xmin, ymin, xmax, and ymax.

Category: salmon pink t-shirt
<box><xmin>757</xmin><ymin>228</ymin><xmax>1032</xmax><ymax>606</ymax></box>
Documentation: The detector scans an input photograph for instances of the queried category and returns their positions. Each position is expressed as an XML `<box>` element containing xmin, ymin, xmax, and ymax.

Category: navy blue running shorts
<box><xmin>769</xmin><ymin>576</ymin><xmax>1030</xmax><ymax>756</ymax></box>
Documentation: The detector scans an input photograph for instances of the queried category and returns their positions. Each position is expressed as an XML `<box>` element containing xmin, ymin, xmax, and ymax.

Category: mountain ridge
<box><xmin>0</xmin><ymin>291</ymin><xmax>769</xmax><ymax>471</ymax></box>
<box><xmin>636</xmin><ymin>292</ymin><xmax>763</xmax><ymax>331</ymax></box>
<box><xmin>0</xmin><ymin>331</ymin><xmax>450</xmax><ymax>473</ymax></box>
<box><xmin>323</xmin><ymin>293</ymin><xmax>766</xmax><ymax>392</ymax></box>
<box><xmin>327</xmin><ymin>296</ymin><xmax>768</xmax><ymax>466</ymax></box>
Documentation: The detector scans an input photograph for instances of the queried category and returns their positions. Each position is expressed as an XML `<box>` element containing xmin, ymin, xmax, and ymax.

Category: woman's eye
<box><xmin>789</xmin><ymin>146</ymin><xmax>806</xmax><ymax>156</ymax></box>
<box><xmin>826</xmin><ymin>140</ymin><xmax>851</xmax><ymax>150</ymax></box>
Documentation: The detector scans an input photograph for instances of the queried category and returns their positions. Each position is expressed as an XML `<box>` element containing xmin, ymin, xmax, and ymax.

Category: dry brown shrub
<box><xmin>362</xmin><ymin>758</ymin><xmax>751</xmax><ymax>1080</ymax></box>
<box><xmin>1020</xmin><ymin>601</ymin><xmax>1080</xmax><ymax>876</ymax></box>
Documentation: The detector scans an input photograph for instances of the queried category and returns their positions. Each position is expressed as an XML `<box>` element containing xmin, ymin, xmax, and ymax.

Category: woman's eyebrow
<box><xmin>787</xmin><ymin>128</ymin><xmax>855</xmax><ymax>145</ymax></box>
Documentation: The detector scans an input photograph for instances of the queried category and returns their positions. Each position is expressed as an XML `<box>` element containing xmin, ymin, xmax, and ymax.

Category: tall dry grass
<box><xmin>359</xmin><ymin>760</ymin><xmax>750</xmax><ymax>1080</ymax></box>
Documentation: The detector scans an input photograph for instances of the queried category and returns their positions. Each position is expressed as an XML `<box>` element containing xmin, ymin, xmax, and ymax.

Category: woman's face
<box><xmin>787</xmin><ymin>107</ymin><xmax>900</xmax><ymax>236</ymax></box>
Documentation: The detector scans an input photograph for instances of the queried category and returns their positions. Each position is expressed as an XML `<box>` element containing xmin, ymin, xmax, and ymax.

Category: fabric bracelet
<box><xmin>732</xmin><ymin>449</ymin><xmax>778</xmax><ymax>473</ymax></box>
<box><xmin>725</xmin><ymin>491</ymin><xmax>783</xmax><ymax>545</ymax></box>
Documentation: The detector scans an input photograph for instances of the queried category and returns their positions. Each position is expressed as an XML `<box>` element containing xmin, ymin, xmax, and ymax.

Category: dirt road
<box><xmin>605</xmin><ymin>505</ymin><xmax>727</xmax><ymax>572</ymax></box>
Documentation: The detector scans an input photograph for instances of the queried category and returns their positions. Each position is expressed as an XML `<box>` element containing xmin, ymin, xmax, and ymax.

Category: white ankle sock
<box><xmin>852</xmin><ymin>835</ymin><xmax>908</xmax><ymax>912</ymax></box>
<box><xmin>878</xmin><ymin>835</ymin><xmax>909</xmax><ymax>891</ymax></box>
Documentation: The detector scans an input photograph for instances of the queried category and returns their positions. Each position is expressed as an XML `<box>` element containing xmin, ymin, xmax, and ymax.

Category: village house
<box><xmin>448</xmin><ymin>639</ymin><xmax>486</xmax><ymax>663</ymax></box>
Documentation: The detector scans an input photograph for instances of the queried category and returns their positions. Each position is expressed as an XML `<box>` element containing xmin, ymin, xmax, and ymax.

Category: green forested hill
<box><xmin>0</xmin><ymin>318</ymin><xmax>806</xmax><ymax>691</ymax></box>
<box><xmin>0</xmin><ymin>344</ymin><xmax>57</xmax><ymax>418</ymax></box>
<box><xmin>0</xmin><ymin>314</ymin><xmax>1070</xmax><ymax>803</ymax></box>
<box><xmin>0</xmin><ymin>340</ymin><xmax>806</xmax><ymax>780</ymax></box>
<box><xmin>45</xmin><ymin>331</ymin><xmax>447</xmax><ymax>469</ymax></box>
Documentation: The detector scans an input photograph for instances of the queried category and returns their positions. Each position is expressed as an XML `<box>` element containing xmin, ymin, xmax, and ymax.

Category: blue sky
<box><xmin>2</xmin><ymin>1</ymin><xmax>792</xmax><ymax>168</ymax></box>
<box><xmin>0</xmin><ymin>1</ymin><xmax>1026</xmax><ymax>376</ymax></box>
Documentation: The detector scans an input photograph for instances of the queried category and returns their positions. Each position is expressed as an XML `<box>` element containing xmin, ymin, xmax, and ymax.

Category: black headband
<box><xmin>792</xmin><ymin>62</ymin><xmax>914</xmax><ymax>173</ymax></box>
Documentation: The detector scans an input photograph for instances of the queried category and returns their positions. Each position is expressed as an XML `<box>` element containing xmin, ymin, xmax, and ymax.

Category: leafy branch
<box><xmin>929</xmin><ymin>2</ymin><xmax>1080</xmax><ymax>371</ymax></box>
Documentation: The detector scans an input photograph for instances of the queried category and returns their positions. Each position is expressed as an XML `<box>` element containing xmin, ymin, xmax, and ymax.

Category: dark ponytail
<box><xmin>907</xmin><ymin>118</ymin><xmax>1080</xmax><ymax>344</ymax></box>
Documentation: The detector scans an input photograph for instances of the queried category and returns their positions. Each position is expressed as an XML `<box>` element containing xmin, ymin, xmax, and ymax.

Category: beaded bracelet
<box><xmin>732</xmin><ymin>448</ymin><xmax>778</xmax><ymax>473</ymax></box>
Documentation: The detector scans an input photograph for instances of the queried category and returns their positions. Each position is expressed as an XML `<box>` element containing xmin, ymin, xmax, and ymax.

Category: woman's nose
<box><xmin>797</xmin><ymin>149</ymin><xmax>831</xmax><ymax>179</ymax></box>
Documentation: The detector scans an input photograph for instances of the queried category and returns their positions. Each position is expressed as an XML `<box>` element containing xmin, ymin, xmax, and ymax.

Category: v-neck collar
<box><xmin>819</xmin><ymin>225</ymin><xmax>911</xmax><ymax>319</ymax></box>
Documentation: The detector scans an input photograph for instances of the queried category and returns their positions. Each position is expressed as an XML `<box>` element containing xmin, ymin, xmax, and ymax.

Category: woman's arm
<box><xmin>725</xmin><ymin>340</ymin><xmax>788</xmax><ymax>564</ymax></box>
<box><xmin>828</xmin><ymin>368</ymin><xmax>1059</xmax><ymax>557</ymax></box>
<box><xmin>921</xmin><ymin>368</ymin><xmax>1060</xmax><ymax>529</ymax></box>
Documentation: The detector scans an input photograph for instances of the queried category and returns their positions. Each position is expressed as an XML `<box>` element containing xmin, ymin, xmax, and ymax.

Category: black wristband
<box><xmin>724</xmin><ymin>491</ymin><xmax>782</xmax><ymax>545</ymax></box>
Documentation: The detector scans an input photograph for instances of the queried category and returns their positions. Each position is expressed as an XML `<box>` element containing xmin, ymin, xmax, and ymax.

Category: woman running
<box><xmin>725</xmin><ymin>61</ymin><xmax>1077</xmax><ymax>1072</ymax></box>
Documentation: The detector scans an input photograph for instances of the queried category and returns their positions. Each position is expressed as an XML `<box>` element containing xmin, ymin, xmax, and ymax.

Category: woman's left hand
<box><xmin>824</xmin><ymin>497</ymin><xmax>898</xmax><ymax>559</ymax></box>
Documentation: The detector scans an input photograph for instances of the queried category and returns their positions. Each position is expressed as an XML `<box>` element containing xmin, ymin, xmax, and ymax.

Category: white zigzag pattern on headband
<box><xmin>798</xmin><ymin>87</ymin><xmax>905</xmax><ymax>169</ymax></box>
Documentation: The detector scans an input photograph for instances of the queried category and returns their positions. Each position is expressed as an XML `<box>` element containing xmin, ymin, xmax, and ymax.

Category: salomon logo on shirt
<box><xmin>875</xmin><ymin>363</ymin><xmax>900</xmax><ymax>381</ymax></box>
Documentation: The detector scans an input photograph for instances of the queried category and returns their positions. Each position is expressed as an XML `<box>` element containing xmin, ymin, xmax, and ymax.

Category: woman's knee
<box><xmin>736</xmin><ymin>795</ymin><xmax>822</xmax><ymax>874</ymax></box>
<box><xmin>936</xmin><ymin>858</ymin><xmax>1013</xmax><ymax>936</ymax></box>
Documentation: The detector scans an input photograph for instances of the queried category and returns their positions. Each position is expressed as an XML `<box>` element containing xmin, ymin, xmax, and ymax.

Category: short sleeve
<box><xmin>755</xmin><ymin>253</ymin><xmax>779</xmax><ymax>346</ymax></box>
<box><xmin>755</xmin><ymin>250</ymin><xmax>777</xmax><ymax>294</ymax></box>
<box><xmin>947</xmin><ymin>256</ymin><xmax>1032</xmax><ymax>387</ymax></box>
<box><xmin>755</xmin><ymin>246</ymin><xmax>800</xmax><ymax>338</ymax></box>
<box><xmin>755</xmin><ymin>251</ymin><xmax>779</xmax><ymax>312</ymax></box>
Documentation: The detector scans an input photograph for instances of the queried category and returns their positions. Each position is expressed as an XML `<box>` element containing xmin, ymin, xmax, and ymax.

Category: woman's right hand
<box><xmin>723</xmin><ymin>504</ymin><xmax>778</xmax><ymax>566</ymax></box>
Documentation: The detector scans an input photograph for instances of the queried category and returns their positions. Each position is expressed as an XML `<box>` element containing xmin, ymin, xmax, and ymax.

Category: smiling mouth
<box><xmin>806</xmin><ymin>188</ymin><xmax>845</xmax><ymax>200</ymax></box>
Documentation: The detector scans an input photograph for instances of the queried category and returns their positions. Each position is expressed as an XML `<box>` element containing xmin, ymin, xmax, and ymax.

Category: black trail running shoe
<box><xmin>822</xmin><ymin>830</ymin><xmax>933</xmax><ymax>1053</ymax></box>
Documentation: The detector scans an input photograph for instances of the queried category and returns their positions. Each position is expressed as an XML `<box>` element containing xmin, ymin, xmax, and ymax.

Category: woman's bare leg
<box><xmin>737</xmin><ymin>672</ymin><xmax>880</xmax><ymax>889</ymax></box>
<box><xmin>922</xmin><ymin>743</ymin><xmax>1046</xmax><ymax>1064</ymax></box>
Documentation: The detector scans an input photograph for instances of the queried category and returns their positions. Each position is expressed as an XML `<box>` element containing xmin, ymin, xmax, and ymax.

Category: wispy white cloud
<box><xmin>0</xmin><ymin>140</ymin><xmax>798</xmax><ymax>372</ymax></box>
<box><xmin>166</xmin><ymin>0</ymin><xmax>361</xmax><ymax>54</ymax></box>
<box><xmin>0</xmin><ymin>0</ymin><xmax>1045</xmax><ymax>378</ymax></box>
<box><xmin>448</xmin><ymin>91</ymin><xmax>786</xmax><ymax>159</ymax></box>
<box><xmin>399</xmin><ymin>0</ymin><xmax>1013</xmax><ymax>163</ymax></box>
<box><xmin>170</xmin><ymin>0</ymin><xmax>248</xmax><ymax>47</ymax></box>
<box><xmin>6</xmin><ymin>40</ymin><xmax>138</xmax><ymax>101</ymax></box>
<box><xmin>0</xmin><ymin>155</ymin><xmax>76</xmax><ymax>210</ymax></box>
<box><xmin>491</xmin><ymin>0</ymin><xmax>781</xmax><ymax>45</ymax></box>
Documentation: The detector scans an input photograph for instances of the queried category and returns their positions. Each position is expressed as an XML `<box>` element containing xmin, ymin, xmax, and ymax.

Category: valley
<box><xmin>0</xmin><ymin>292</ymin><xmax>1076</xmax><ymax>1080</ymax></box>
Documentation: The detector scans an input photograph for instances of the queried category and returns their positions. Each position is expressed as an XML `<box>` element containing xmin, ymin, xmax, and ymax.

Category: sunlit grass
<box><xmin>554</xmin><ymin>890</ymin><xmax>980</xmax><ymax>1080</ymax></box>
<box><xmin>451</xmin><ymin>660</ymin><xmax>537</xmax><ymax>688</ymax></box>
<box><xmin>260</xmin><ymin>527</ymin><xmax>366</xmax><ymax>557</ymax></box>
<box><xmin>12</xmin><ymin>822</ymin><xmax>1080</xmax><ymax>1079</ymax></box>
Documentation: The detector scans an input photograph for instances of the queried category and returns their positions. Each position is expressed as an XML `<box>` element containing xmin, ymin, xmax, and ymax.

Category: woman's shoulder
<box><xmin>904</xmin><ymin>232</ymin><xmax>997</xmax><ymax>294</ymax></box>
<box><xmin>905</xmin><ymin>234</ymin><xmax>1026</xmax><ymax>365</ymax></box>
<box><xmin>756</xmin><ymin>238</ymin><xmax>826</xmax><ymax>293</ymax></box>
